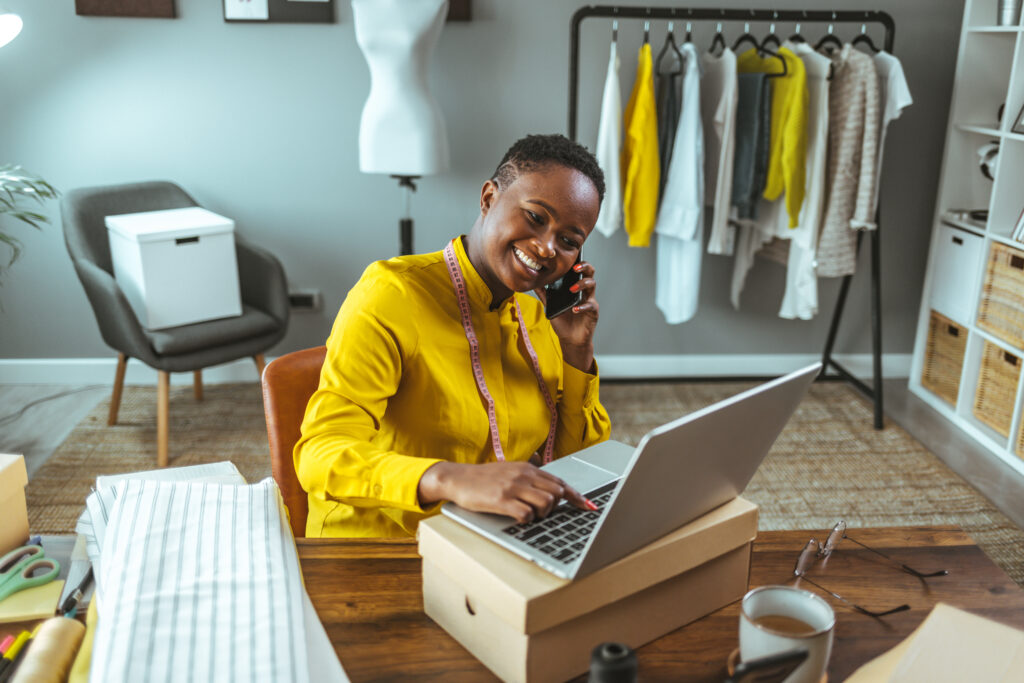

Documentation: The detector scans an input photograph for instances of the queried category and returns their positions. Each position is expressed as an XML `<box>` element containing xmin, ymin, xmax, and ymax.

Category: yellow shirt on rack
<box><xmin>621</xmin><ymin>41</ymin><xmax>660</xmax><ymax>247</ymax></box>
<box><xmin>737</xmin><ymin>46</ymin><xmax>808</xmax><ymax>228</ymax></box>
<box><xmin>294</xmin><ymin>237</ymin><xmax>612</xmax><ymax>538</ymax></box>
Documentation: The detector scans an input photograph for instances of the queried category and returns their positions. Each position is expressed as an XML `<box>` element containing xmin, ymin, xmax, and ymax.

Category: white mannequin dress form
<box><xmin>353</xmin><ymin>0</ymin><xmax>450</xmax><ymax>176</ymax></box>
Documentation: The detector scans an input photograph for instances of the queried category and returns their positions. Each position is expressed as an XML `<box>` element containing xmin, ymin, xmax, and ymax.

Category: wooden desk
<box><xmin>299</xmin><ymin>526</ymin><xmax>1024</xmax><ymax>682</ymax></box>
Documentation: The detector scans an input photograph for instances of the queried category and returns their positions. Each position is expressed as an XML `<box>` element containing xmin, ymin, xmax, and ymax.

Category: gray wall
<box><xmin>0</xmin><ymin>0</ymin><xmax>962</xmax><ymax>365</ymax></box>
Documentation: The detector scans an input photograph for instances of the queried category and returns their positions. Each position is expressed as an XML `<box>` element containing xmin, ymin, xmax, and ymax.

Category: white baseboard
<box><xmin>596</xmin><ymin>354</ymin><xmax>911</xmax><ymax>380</ymax></box>
<box><xmin>0</xmin><ymin>353</ymin><xmax>911</xmax><ymax>385</ymax></box>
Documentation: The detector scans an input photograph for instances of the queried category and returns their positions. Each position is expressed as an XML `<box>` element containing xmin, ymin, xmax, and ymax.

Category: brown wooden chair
<box><xmin>261</xmin><ymin>345</ymin><xmax>327</xmax><ymax>538</ymax></box>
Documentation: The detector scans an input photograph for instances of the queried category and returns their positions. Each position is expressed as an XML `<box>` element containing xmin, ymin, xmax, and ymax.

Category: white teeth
<box><xmin>514</xmin><ymin>247</ymin><xmax>542</xmax><ymax>271</ymax></box>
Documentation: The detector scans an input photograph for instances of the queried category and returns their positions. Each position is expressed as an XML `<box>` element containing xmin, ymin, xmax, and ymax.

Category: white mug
<box><xmin>739</xmin><ymin>585</ymin><xmax>835</xmax><ymax>683</ymax></box>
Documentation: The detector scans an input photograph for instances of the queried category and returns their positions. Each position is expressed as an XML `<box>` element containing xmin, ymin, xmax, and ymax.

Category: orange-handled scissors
<box><xmin>0</xmin><ymin>545</ymin><xmax>60</xmax><ymax>602</ymax></box>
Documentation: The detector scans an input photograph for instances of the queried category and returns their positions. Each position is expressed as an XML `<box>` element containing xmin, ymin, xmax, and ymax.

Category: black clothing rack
<box><xmin>568</xmin><ymin>6</ymin><xmax>895</xmax><ymax>429</ymax></box>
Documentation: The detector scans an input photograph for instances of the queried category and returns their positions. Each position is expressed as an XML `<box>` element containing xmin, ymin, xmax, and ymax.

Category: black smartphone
<box><xmin>544</xmin><ymin>253</ymin><xmax>583</xmax><ymax>319</ymax></box>
<box><xmin>726</xmin><ymin>648</ymin><xmax>808</xmax><ymax>683</ymax></box>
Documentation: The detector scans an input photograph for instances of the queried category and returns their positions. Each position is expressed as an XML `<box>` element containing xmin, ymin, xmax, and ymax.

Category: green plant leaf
<box><xmin>0</xmin><ymin>165</ymin><xmax>60</xmax><ymax>275</ymax></box>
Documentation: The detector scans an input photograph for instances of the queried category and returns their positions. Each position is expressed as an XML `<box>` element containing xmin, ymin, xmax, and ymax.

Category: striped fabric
<box><xmin>88</xmin><ymin>479</ymin><xmax>309</xmax><ymax>683</ymax></box>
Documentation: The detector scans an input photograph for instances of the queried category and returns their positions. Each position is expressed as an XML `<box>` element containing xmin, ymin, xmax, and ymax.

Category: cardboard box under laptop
<box><xmin>0</xmin><ymin>454</ymin><xmax>29</xmax><ymax>554</ymax></box>
<box><xmin>419</xmin><ymin>497</ymin><xmax>758</xmax><ymax>683</ymax></box>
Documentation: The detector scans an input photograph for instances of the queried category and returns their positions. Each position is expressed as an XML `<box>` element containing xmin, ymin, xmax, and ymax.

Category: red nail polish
<box><xmin>572</xmin><ymin>305</ymin><xmax>580</xmax><ymax>313</ymax></box>
<box><xmin>569</xmin><ymin>283</ymin><xmax>580</xmax><ymax>292</ymax></box>
<box><xmin>573</xmin><ymin>263</ymin><xmax>583</xmax><ymax>272</ymax></box>
<box><xmin>584</xmin><ymin>498</ymin><xmax>599</xmax><ymax>511</ymax></box>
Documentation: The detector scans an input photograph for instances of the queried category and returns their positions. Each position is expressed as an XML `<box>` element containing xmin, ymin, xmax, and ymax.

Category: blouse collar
<box><xmin>451</xmin><ymin>235</ymin><xmax>512</xmax><ymax>312</ymax></box>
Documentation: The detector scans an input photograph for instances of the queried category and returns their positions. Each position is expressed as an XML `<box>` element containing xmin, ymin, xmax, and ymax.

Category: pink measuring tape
<box><xmin>443</xmin><ymin>240</ymin><xmax>557</xmax><ymax>464</ymax></box>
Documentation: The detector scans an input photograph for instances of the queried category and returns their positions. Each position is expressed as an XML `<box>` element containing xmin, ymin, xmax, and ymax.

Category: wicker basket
<box><xmin>1016</xmin><ymin>412</ymin><xmax>1024</xmax><ymax>459</ymax></box>
<box><xmin>977</xmin><ymin>242</ymin><xmax>1024</xmax><ymax>349</ymax></box>
<box><xmin>921</xmin><ymin>311</ymin><xmax>967</xmax><ymax>405</ymax></box>
<box><xmin>973</xmin><ymin>341</ymin><xmax>1022</xmax><ymax>437</ymax></box>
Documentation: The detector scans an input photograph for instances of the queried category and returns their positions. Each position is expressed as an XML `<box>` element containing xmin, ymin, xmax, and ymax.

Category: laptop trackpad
<box><xmin>542</xmin><ymin>457</ymin><xmax>620</xmax><ymax>496</ymax></box>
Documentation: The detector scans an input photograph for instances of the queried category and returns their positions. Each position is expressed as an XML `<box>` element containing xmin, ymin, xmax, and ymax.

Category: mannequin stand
<box><xmin>392</xmin><ymin>175</ymin><xmax>419</xmax><ymax>255</ymax></box>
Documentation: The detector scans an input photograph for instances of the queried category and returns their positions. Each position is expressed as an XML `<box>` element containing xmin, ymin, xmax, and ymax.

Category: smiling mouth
<box><xmin>513</xmin><ymin>247</ymin><xmax>543</xmax><ymax>272</ymax></box>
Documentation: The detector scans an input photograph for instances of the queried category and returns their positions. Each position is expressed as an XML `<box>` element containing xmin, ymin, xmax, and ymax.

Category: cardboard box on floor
<box><xmin>0</xmin><ymin>454</ymin><xmax>29</xmax><ymax>554</ymax></box>
<box><xmin>419</xmin><ymin>497</ymin><xmax>758</xmax><ymax>683</ymax></box>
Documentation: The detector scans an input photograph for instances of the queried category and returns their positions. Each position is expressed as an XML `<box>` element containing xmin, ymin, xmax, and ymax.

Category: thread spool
<box><xmin>588</xmin><ymin>641</ymin><xmax>637</xmax><ymax>683</ymax></box>
<box><xmin>10</xmin><ymin>617</ymin><xmax>86</xmax><ymax>683</ymax></box>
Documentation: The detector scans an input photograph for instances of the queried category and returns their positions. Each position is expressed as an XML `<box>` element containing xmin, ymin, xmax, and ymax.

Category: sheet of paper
<box><xmin>0</xmin><ymin>579</ymin><xmax>64</xmax><ymax>624</ymax></box>
<box><xmin>847</xmin><ymin>603</ymin><xmax>1024</xmax><ymax>682</ymax></box>
<box><xmin>891</xmin><ymin>603</ymin><xmax>1024</xmax><ymax>682</ymax></box>
<box><xmin>89</xmin><ymin>478</ymin><xmax>311</xmax><ymax>682</ymax></box>
<box><xmin>302</xmin><ymin>588</ymin><xmax>350</xmax><ymax>681</ymax></box>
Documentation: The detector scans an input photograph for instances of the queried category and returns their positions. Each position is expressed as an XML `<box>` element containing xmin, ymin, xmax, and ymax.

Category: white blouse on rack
<box><xmin>594</xmin><ymin>40</ymin><xmax>624</xmax><ymax>238</ymax></box>
<box><xmin>655</xmin><ymin>42</ymin><xmax>704</xmax><ymax>324</ymax></box>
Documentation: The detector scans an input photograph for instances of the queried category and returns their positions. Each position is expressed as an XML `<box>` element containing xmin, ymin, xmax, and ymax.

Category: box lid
<box><xmin>105</xmin><ymin>207</ymin><xmax>235</xmax><ymax>243</ymax></box>
<box><xmin>419</xmin><ymin>496</ymin><xmax>758</xmax><ymax>635</ymax></box>
<box><xmin>0</xmin><ymin>454</ymin><xmax>28</xmax><ymax>502</ymax></box>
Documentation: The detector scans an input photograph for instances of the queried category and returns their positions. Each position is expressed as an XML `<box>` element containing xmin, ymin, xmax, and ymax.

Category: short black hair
<box><xmin>491</xmin><ymin>134</ymin><xmax>605</xmax><ymax>204</ymax></box>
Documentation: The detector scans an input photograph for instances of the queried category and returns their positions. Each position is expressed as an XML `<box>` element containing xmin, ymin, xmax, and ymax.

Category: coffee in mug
<box><xmin>739</xmin><ymin>585</ymin><xmax>835</xmax><ymax>683</ymax></box>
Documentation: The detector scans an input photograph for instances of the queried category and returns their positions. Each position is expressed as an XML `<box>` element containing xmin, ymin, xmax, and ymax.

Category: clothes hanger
<box><xmin>733</xmin><ymin>21</ymin><xmax>760</xmax><ymax>52</ymax></box>
<box><xmin>708</xmin><ymin>19</ymin><xmax>727</xmax><ymax>54</ymax></box>
<box><xmin>787</xmin><ymin>12</ymin><xmax>808</xmax><ymax>43</ymax></box>
<box><xmin>761</xmin><ymin>45</ymin><xmax>788</xmax><ymax>78</ymax></box>
<box><xmin>851</xmin><ymin>20</ymin><xmax>880</xmax><ymax>53</ymax></box>
<box><xmin>815</xmin><ymin>13</ymin><xmax>843</xmax><ymax>53</ymax></box>
<box><xmin>643</xmin><ymin>18</ymin><xmax>650</xmax><ymax>45</ymax></box>
<box><xmin>760</xmin><ymin>13</ymin><xmax>782</xmax><ymax>51</ymax></box>
<box><xmin>684</xmin><ymin>10</ymin><xmax>693</xmax><ymax>43</ymax></box>
<box><xmin>655</xmin><ymin>21</ymin><xmax>685</xmax><ymax>75</ymax></box>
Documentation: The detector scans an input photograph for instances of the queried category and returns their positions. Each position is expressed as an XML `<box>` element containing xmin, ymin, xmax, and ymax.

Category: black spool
<box><xmin>588</xmin><ymin>642</ymin><xmax>637</xmax><ymax>683</ymax></box>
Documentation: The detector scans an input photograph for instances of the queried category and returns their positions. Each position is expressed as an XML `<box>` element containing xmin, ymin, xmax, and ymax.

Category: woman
<box><xmin>295</xmin><ymin>134</ymin><xmax>612</xmax><ymax>537</ymax></box>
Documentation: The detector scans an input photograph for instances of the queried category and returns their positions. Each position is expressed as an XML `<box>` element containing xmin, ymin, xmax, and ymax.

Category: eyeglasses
<box><xmin>818</xmin><ymin>521</ymin><xmax>949</xmax><ymax>579</ymax></box>
<box><xmin>794</xmin><ymin>539</ymin><xmax>910</xmax><ymax>618</ymax></box>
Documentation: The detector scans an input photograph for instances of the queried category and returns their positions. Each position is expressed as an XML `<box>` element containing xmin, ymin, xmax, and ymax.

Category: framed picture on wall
<box><xmin>76</xmin><ymin>0</ymin><xmax>175</xmax><ymax>17</ymax></box>
<box><xmin>224</xmin><ymin>0</ymin><xmax>335</xmax><ymax>23</ymax></box>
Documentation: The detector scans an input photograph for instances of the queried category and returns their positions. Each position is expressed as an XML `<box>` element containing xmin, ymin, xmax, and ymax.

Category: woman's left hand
<box><xmin>535</xmin><ymin>260</ymin><xmax>598</xmax><ymax>373</ymax></box>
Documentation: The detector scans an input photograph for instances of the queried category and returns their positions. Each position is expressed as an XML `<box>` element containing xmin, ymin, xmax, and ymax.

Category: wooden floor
<box><xmin>0</xmin><ymin>384</ymin><xmax>108</xmax><ymax>477</ymax></box>
<box><xmin>1</xmin><ymin>378</ymin><xmax>1021</xmax><ymax>531</ymax></box>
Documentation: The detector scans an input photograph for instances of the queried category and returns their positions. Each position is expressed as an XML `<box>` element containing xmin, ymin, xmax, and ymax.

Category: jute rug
<box><xmin>26</xmin><ymin>380</ymin><xmax>1024</xmax><ymax>586</ymax></box>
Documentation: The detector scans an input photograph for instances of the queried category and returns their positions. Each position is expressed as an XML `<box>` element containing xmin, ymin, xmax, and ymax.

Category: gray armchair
<box><xmin>62</xmin><ymin>181</ymin><xmax>290</xmax><ymax>466</ymax></box>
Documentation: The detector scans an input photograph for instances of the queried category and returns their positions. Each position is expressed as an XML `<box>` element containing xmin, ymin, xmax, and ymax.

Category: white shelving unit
<box><xmin>910</xmin><ymin>0</ymin><xmax>1024</xmax><ymax>478</ymax></box>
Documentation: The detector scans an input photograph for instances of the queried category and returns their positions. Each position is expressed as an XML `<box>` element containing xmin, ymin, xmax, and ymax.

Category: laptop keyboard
<box><xmin>500</xmin><ymin>481</ymin><xmax>617</xmax><ymax>565</ymax></box>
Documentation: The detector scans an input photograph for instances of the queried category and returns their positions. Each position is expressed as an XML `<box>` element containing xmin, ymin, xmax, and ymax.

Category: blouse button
<box><xmin>373</xmin><ymin>484</ymin><xmax>383</xmax><ymax>495</ymax></box>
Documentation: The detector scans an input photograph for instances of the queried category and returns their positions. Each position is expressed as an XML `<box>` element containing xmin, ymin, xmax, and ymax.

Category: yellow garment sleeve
<box><xmin>621</xmin><ymin>42</ymin><xmax>660</xmax><ymax>247</ymax></box>
<box><xmin>294</xmin><ymin>274</ymin><xmax>442</xmax><ymax>517</ymax></box>
<box><xmin>554</xmin><ymin>360</ymin><xmax>610</xmax><ymax>458</ymax></box>
<box><xmin>737</xmin><ymin>47</ymin><xmax>808</xmax><ymax>227</ymax></box>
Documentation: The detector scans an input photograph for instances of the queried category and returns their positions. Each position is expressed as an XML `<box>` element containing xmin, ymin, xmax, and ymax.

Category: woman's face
<box><xmin>469</xmin><ymin>164</ymin><xmax>600</xmax><ymax>303</ymax></box>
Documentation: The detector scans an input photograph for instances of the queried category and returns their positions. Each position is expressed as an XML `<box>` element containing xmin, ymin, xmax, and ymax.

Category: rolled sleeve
<box><xmin>554</xmin><ymin>361</ymin><xmax>612</xmax><ymax>458</ymax></box>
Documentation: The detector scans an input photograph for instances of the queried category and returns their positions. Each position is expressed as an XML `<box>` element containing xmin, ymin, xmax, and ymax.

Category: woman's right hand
<box><xmin>417</xmin><ymin>461</ymin><xmax>591</xmax><ymax>524</ymax></box>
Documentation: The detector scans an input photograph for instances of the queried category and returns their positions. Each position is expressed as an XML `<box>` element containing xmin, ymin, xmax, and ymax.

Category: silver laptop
<box><xmin>441</xmin><ymin>362</ymin><xmax>821</xmax><ymax>580</ymax></box>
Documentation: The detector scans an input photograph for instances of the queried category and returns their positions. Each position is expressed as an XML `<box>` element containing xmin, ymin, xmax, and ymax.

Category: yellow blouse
<box><xmin>737</xmin><ymin>46</ymin><xmax>808</xmax><ymax>228</ymax></box>
<box><xmin>294</xmin><ymin>237</ymin><xmax>612</xmax><ymax>537</ymax></box>
<box><xmin>621</xmin><ymin>42</ymin><xmax>660</xmax><ymax>247</ymax></box>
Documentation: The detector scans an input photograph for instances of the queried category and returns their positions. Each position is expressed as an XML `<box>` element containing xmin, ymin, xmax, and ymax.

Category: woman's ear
<box><xmin>480</xmin><ymin>179</ymin><xmax>499</xmax><ymax>216</ymax></box>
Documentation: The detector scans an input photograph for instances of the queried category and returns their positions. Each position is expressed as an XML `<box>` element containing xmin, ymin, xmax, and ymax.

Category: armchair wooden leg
<box><xmin>108</xmin><ymin>353</ymin><xmax>128</xmax><ymax>426</ymax></box>
<box><xmin>193</xmin><ymin>370</ymin><xmax>203</xmax><ymax>401</ymax></box>
<box><xmin>157</xmin><ymin>371</ymin><xmax>170</xmax><ymax>468</ymax></box>
<box><xmin>254</xmin><ymin>354</ymin><xmax>266</xmax><ymax>378</ymax></box>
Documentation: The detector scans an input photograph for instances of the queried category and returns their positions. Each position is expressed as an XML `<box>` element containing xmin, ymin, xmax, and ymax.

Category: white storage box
<box><xmin>106</xmin><ymin>207</ymin><xmax>243</xmax><ymax>330</ymax></box>
<box><xmin>930</xmin><ymin>224</ymin><xmax>985</xmax><ymax>324</ymax></box>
